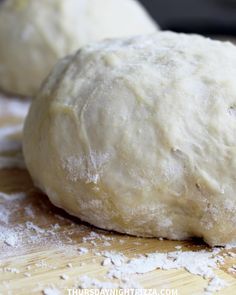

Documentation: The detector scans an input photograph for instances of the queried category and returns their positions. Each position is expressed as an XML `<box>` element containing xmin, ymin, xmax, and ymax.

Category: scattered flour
<box><xmin>4</xmin><ymin>234</ymin><xmax>18</xmax><ymax>247</ymax></box>
<box><xmin>228</xmin><ymin>265</ymin><xmax>236</xmax><ymax>273</ymax></box>
<box><xmin>91</xmin><ymin>248</ymin><xmax>229</xmax><ymax>294</ymax></box>
<box><xmin>78</xmin><ymin>275</ymin><xmax>141</xmax><ymax>289</ymax></box>
<box><xmin>0</xmin><ymin>188</ymin><xmax>234</xmax><ymax>295</ymax></box>
<box><xmin>26</xmin><ymin>221</ymin><xmax>45</xmax><ymax>234</ymax></box>
<box><xmin>0</xmin><ymin>97</ymin><xmax>29</xmax><ymax>170</ymax></box>
<box><xmin>24</xmin><ymin>205</ymin><xmax>35</xmax><ymax>218</ymax></box>
<box><xmin>228</xmin><ymin>252</ymin><xmax>236</xmax><ymax>258</ymax></box>
<box><xmin>100</xmin><ymin>251</ymin><xmax>125</xmax><ymax>267</ymax></box>
<box><xmin>83</xmin><ymin>231</ymin><xmax>113</xmax><ymax>244</ymax></box>
<box><xmin>43</xmin><ymin>287</ymin><xmax>61</xmax><ymax>295</ymax></box>
<box><xmin>225</xmin><ymin>242</ymin><xmax>236</xmax><ymax>250</ymax></box>
<box><xmin>107</xmin><ymin>250</ymin><xmax>220</xmax><ymax>279</ymax></box>
<box><xmin>3</xmin><ymin>267</ymin><xmax>20</xmax><ymax>274</ymax></box>
<box><xmin>0</xmin><ymin>196</ymin><xmax>82</xmax><ymax>259</ymax></box>
<box><xmin>79</xmin><ymin>275</ymin><xmax>118</xmax><ymax>289</ymax></box>
<box><xmin>175</xmin><ymin>245</ymin><xmax>182</xmax><ymax>250</ymax></box>
<box><xmin>24</xmin><ymin>272</ymin><xmax>31</xmax><ymax>277</ymax></box>
<box><xmin>0</xmin><ymin>204</ymin><xmax>10</xmax><ymax>224</ymax></box>
<box><xmin>0</xmin><ymin>192</ymin><xmax>26</xmax><ymax>201</ymax></box>
<box><xmin>204</xmin><ymin>277</ymin><xmax>228</xmax><ymax>294</ymax></box>
<box><xmin>0</xmin><ymin>96</ymin><xmax>29</xmax><ymax>118</ymax></box>
<box><xmin>0</xmin><ymin>97</ymin><xmax>235</xmax><ymax>295</ymax></box>
<box><xmin>35</xmin><ymin>260</ymin><xmax>57</xmax><ymax>270</ymax></box>
<box><xmin>102</xmin><ymin>258</ymin><xmax>112</xmax><ymax>266</ymax></box>
<box><xmin>78</xmin><ymin>247</ymin><xmax>89</xmax><ymax>255</ymax></box>
<box><xmin>60</xmin><ymin>274</ymin><xmax>69</xmax><ymax>280</ymax></box>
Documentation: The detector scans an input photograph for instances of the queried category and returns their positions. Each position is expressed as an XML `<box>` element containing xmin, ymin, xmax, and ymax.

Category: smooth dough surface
<box><xmin>0</xmin><ymin>0</ymin><xmax>158</xmax><ymax>96</ymax></box>
<box><xmin>23</xmin><ymin>32</ymin><xmax>236</xmax><ymax>246</ymax></box>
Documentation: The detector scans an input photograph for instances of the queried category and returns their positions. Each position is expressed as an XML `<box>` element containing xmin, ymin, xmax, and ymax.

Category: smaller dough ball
<box><xmin>0</xmin><ymin>0</ymin><xmax>158</xmax><ymax>97</ymax></box>
<box><xmin>23</xmin><ymin>32</ymin><xmax>236</xmax><ymax>246</ymax></box>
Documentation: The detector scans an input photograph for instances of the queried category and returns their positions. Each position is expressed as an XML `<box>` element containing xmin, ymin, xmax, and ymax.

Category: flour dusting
<box><xmin>0</xmin><ymin>96</ymin><xmax>235</xmax><ymax>295</ymax></box>
<box><xmin>0</xmin><ymin>95</ymin><xmax>29</xmax><ymax>118</ymax></box>
<box><xmin>43</xmin><ymin>287</ymin><xmax>61</xmax><ymax>295</ymax></box>
<box><xmin>63</xmin><ymin>151</ymin><xmax>111</xmax><ymax>184</ymax></box>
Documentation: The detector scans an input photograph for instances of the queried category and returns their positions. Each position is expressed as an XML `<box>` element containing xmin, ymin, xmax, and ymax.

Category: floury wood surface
<box><xmin>0</xmin><ymin>97</ymin><xmax>235</xmax><ymax>295</ymax></box>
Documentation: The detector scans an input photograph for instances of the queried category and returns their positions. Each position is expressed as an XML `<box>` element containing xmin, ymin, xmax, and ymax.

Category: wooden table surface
<box><xmin>0</xmin><ymin>95</ymin><xmax>236</xmax><ymax>295</ymax></box>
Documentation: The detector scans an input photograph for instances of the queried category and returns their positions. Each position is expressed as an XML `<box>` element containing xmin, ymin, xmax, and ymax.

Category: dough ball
<box><xmin>23</xmin><ymin>32</ymin><xmax>236</xmax><ymax>246</ymax></box>
<box><xmin>0</xmin><ymin>0</ymin><xmax>158</xmax><ymax>97</ymax></box>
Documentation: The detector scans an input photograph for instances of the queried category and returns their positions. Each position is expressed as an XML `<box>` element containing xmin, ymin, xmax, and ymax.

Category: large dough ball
<box><xmin>23</xmin><ymin>32</ymin><xmax>236</xmax><ymax>246</ymax></box>
<box><xmin>0</xmin><ymin>0</ymin><xmax>158</xmax><ymax>97</ymax></box>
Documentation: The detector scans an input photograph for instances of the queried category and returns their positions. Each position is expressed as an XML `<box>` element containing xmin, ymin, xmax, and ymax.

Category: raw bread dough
<box><xmin>0</xmin><ymin>0</ymin><xmax>158</xmax><ymax>97</ymax></box>
<box><xmin>23</xmin><ymin>32</ymin><xmax>236</xmax><ymax>246</ymax></box>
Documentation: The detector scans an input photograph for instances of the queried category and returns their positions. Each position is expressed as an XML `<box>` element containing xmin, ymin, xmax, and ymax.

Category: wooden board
<box><xmin>0</xmin><ymin>96</ymin><xmax>236</xmax><ymax>295</ymax></box>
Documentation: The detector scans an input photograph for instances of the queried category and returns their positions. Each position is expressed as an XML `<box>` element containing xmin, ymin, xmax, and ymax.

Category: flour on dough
<box><xmin>23</xmin><ymin>32</ymin><xmax>236</xmax><ymax>246</ymax></box>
